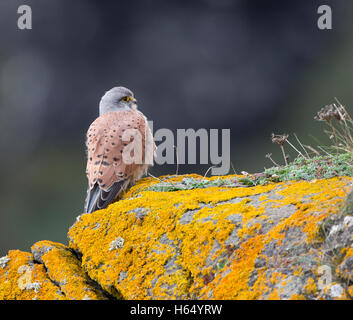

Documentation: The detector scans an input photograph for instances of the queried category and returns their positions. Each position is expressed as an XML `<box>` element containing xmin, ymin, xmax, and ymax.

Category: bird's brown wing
<box><xmin>84</xmin><ymin>110</ymin><xmax>148</xmax><ymax>213</ymax></box>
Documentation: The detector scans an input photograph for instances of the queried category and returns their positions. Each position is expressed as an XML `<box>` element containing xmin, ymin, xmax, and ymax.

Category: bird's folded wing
<box><xmin>86</xmin><ymin>110</ymin><xmax>147</xmax><ymax>190</ymax></box>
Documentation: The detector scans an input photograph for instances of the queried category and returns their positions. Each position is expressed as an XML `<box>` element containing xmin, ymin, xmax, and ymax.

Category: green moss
<box><xmin>264</xmin><ymin>153</ymin><xmax>353</xmax><ymax>182</ymax></box>
<box><xmin>145</xmin><ymin>176</ymin><xmax>245</xmax><ymax>192</ymax></box>
<box><xmin>144</xmin><ymin>154</ymin><xmax>353</xmax><ymax>193</ymax></box>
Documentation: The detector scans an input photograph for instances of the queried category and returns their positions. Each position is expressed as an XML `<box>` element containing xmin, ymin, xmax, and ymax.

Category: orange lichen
<box><xmin>0</xmin><ymin>250</ymin><xmax>64</xmax><ymax>300</ymax></box>
<box><xmin>1</xmin><ymin>174</ymin><xmax>352</xmax><ymax>300</ymax></box>
<box><xmin>31</xmin><ymin>241</ymin><xmax>109</xmax><ymax>300</ymax></box>
<box><xmin>293</xmin><ymin>266</ymin><xmax>303</xmax><ymax>277</ymax></box>
<box><xmin>348</xmin><ymin>285</ymin><xmax>353</xmax><ymax>297</ymax></box>
<box><xmin>336</xmin><ymin>247</ymin><xmax>353</xmax><ymax>282</ymax></box>
<box><xmin>66</xmin><ymin>175</ymin><xmax>353</xmax><ymax>300</ymax></box>
<box><xmin>304</xmin><ymin>277</ymin><xmax>317</xmax><ymax>295</ymax></box>
<box><xmin>341</xmin><ymin>247</ymin><xmax>353</xmax><ymax>260</ymax></box>
<box><xmin>68</xmin><ymin>174</ymin><xmax>282</xmax><ymax>299</ymax></box>
<box><xmin>290</xmin><ymin>294</ymin><xmax>306</xmax><ymax>300</ymax></box>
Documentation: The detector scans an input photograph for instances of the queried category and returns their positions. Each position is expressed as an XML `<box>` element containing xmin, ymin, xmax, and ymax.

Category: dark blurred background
<box><xmin>1</xmin><ymin>0</ymin><xmax>352</xmax><ymax>256</ymax></box>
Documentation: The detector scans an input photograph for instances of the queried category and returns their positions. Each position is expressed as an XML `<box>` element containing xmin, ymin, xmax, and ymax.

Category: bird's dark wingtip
<box><xmin>84</xmin><ymin>180</ymin><xmax>128</xmax><ymax>213</ymax></box>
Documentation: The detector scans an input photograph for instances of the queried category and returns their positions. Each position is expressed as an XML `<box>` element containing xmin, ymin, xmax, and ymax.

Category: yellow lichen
<box><xmin>289</xmin><ymin>293</ymin><xmax>306</xmax><ymax>300</ymax></box>
<box><xmin>2</xmin><ymin>174</ymin><xmax>352</xmax><ymax>300</ymax></box>
<box><xmin>348</xmin><ymin>285</ymin><xmax>353</xmax><ymax>298</ymax></box>
<box><xmin>304</xmin><ymin>277</ymin><xmax>317</xmax><ymax>295</ymax></box>
<box><xmin>66</xmin><ymin>175</ymin><xmax>352</xmax><ymax>300</ymax></box>
<box><xmin>31</xmin><ymin>241</ymin><xmax>109</xmax><ymax>300</ymax></box>
<box><xmin>0</xmin><ymin>250</ymin><xmax>64</xmax><ymax>300</ymax></box>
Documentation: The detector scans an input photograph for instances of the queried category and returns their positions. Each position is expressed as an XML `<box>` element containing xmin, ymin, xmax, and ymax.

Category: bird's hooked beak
<box><xmin>130</xmin><ymin>97</ymin><xmax>138</xmax><ymax>110</ymax></box>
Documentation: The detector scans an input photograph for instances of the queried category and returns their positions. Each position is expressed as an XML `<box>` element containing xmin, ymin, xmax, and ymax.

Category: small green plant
<box><xmin>267</xmin><ymin>101</ymin><xmax>353</xmax><ymax>164</ymax></box>
<box><xmin>264</xmin><ymin>153</ymin><xmax>353</xmax><ymax>182</ymax></box>
<box><xmin>145</xmin><ymin>152</ymin><xmax>353</xmax><ymax>192</ymax></box>
<box><xmin>265</xmin><ymin>100</ymin><xmax>353</xmax><ymax>181</ymax></box>
<box><xmin>145</xmin><ymin>100</ymin><xmax>353</xmax><ymax>193</ymax></box>
<box><xmin>145</xmin><ymin>177</ymin><xmax>246</xmax><ymax>192</ymax></box>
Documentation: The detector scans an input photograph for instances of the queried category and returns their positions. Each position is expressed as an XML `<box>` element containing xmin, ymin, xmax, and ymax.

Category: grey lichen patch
<box><xmin>266</xmin><ymin>190</ymin><xmax>286</xmax><ymax>201</ymax></box>
<box><xmin>0</xmin><ymin>255</ymin><xmax>10</xmax><ymax>268</ymax></box>
<box><xmin>226</xmin><ymin>214</ymin><xmax>243</xmax><ymax>224</ymax></box>
<box><xmin>224</xmin><ymin>228</ymin><xmax>240</xmax><ymax>247</ymax></box>
<box><xmin>328</xmin><ymin>224</ymin><xmax>344</xmax><ymax>237</ymax></box>
<box><xmin>128</xmin><ymin>207</ymin><xmax>147</xmax><ymax>220</ymax></box>
<box><xmin>261</xmin><ymin>204</ymin><xmax>297</xmax><ymax>235</ymax></box>
<box><xmin>159</xmin><ymin>233</ymin><xmax>175</xmax><ymax>246</ymax></box>
<box><xmin>179</xmin><ymin>209</ymin><xmax>197</xmax><ymax>225</ymax></box>
<box><xmin>31</xmin><ymin>244</ymin><xmax>54</xmax><ymax>264</ymax></box>
<box><xmin>273</xmin><ymin>276</ymin><xmax>304</xmax><ymax>299</ymax></box>
<box><xmin>220</xmin><ymin>197</ymin><xmax>247</xmax><ymax>205</ymax></box>
<box><xmin>200</xmin><ymin>216</ymin><xmax>217</xmax><ymax>224</ymax></box>
<box><xmin>92</xmin><ymin>223</ymin><xmax>101</xmax><ymax>230</ymax></box>
<box><xmin>205</xmin><ymin>239</ymin><xmax>222</xmax><ymax>268</ymax></box>
<box><xmin>109</xmin><ymin>237</ymin><xmax>125</xmax><ymax>251</ymax></box>
<box><xmin>329</xmin><ymin>283</ymin><xmax>344</xmax><ymax>298</ymax></box>
<box><xmin>337</xmin><ymin>256</ymin><xmax>353</xmax><ymax>281</ymax></box>
<box><xmin>216</xmin><ymin>190</ymin><xmax>277</xmax><ymax>208</ymax></box>
<box><xmin>325</xmin><ymin>217</ymin><xmax>353</xmax><ymax>252</ymax></box>
<box><xmin>24</xmin><ymin>281</ymin><xmax>41</xmax><ymax>293</ymax></box>
<box><xmin>118</xmin><ymin>271</ymin><xmax>128</xmax><ymax>283</ymax></box>
<box><xmin>163</xmin><ymin>256</ymin><xmax>180</xmax><ymax>275</ymax></box>
<box><xmin>343</xmin><ymin>215</ymin><xmax>353</xmax><ymax>228</ymax></box>
<box><xmin>59</xmin><ymin>279</ymin><xmax>68</xmax><ymax>286</ymax></box>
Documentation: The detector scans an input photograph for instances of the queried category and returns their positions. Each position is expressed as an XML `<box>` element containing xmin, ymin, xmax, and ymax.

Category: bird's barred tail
<box><xmin>84</xmin><ymin>179</ymin><xmax>129</xmax><ymax>213</ymax></box>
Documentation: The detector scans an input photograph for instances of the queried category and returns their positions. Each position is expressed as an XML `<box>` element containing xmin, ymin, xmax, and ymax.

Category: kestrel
<box><xmin>84</xmin><ymin>86</ymin><xmax>156</xmax><ymax>213</ymax></box>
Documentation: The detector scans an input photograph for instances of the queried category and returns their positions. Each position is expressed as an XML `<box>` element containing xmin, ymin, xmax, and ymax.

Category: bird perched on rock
<box><xmin>84</xmin><ymin>86</ymin><xmax>156</xmax><ymax>213</ymax></box>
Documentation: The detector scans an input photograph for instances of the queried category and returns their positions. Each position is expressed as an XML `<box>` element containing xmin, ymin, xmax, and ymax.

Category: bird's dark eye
<box><xmin>121</xmin><ymin>96</ymin><xmax>130</xmax><ymax>102</ymax></box>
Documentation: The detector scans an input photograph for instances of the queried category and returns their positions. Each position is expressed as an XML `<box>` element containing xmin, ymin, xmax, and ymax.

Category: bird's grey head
<box><xmin>99</xmin><ymin>86</ymin><xmax>138</xmax><ymax>115</ymax></box>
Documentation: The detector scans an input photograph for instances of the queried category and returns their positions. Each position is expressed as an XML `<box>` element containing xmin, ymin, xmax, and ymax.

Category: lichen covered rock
<box><xmin>0</xmin><ymin>241</ymin><xmax>112</xmax><ymax>300</ymax></box>
<box><xmin>30</xmin><ymin>241</ymin><xmax>110</xmax><ymax>299</ymax></box>
<box><xmin>0</xmin><ymin>250</ymin><xmax>65</xmax><ymax>300</ymax></box>
<box><xmin>68</xmin><ymin>174</ymin><xmax>353</xmax><ymax>299</ymax></box>
<box><xmin>1</xmin><ymin>174</ymin><xmax>353</xmax><ymax>300</ymax></box>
